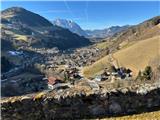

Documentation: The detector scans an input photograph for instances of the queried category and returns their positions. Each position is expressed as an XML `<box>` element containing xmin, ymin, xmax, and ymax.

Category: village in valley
<box><xmin>1</xmin><ymin>43</ymin><xmax>134</xmax><ymax>97</ymax></box>
<box><xmin>1</xmin><ymin>15</ymin><xmax>157</xmax><ymax>97</ymax></box>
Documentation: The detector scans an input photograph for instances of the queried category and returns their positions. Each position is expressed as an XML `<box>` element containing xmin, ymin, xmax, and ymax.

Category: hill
<box><xmin>1</xmin><ymin>7</ymin><xmax>53</xmax><ymax>28</ymax></box>
<box><xmin>95</xmin><ymin>16</ymin><xmax>160</xmax><ymax>51</ymax></box>
<box><xmin>1</xmin><ymin>7</ymin><xmax>91</xmax><ymax>50</ymax></box>
<box><xmin>83</xmin><ymin>17</ymin><xmax>160</xmax><ymax>78</ymax></box>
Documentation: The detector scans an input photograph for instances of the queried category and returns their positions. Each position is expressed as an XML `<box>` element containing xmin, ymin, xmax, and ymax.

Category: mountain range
<box><xmin>85</xmin><ymin>25</ymin><xmax>130</xmax><ymax>38</ymax></box>
<box><xmin>53</xmin><ymin>19</ymin><xmax>130</xmax><ymax>38</ymax></box>
<box><xmin>1</xmin><ymin>7</ymin><xmax>91</xmax><ymax>50</ymax></box>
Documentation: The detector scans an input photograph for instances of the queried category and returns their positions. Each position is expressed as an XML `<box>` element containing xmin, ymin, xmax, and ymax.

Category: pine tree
<box><xmin>143</xmin><ymin>66</ymin><xmax>153</xmax><ymax>80</ymax></box>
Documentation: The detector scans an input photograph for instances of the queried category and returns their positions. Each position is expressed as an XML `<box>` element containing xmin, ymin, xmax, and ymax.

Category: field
<box><xmin>83</xmin><ymin>35</ymin><xmax>160</xmax><ymax>78</ymax></box>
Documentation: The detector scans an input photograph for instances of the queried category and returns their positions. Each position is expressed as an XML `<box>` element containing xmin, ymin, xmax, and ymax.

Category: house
<box><xmin>48</xmin><ymin>77</ymin><xmax>62</xmax><ymax>85</ymax></box>
<box><xmin>47</xmin><ymin>76</ymin><xmax>63</xmax><ymax>90</ymax></box>
<box><xmin>93</xmin><ymin>75</ymin><xmax>101</xmax><ymax>82</ymax></box>
<box><xmin>94</xmin><ymin>66</ymin><xmax>133</xmax><ymax>82</ymax></box>
<box><xmin>116</xmin><ymin>67</ymin><xmax>132</xmax><ymax>79</ymax></box>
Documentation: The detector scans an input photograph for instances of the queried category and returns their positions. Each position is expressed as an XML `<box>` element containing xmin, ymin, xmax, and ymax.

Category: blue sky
<box><xmin>1</xmin><ymin>1</ymin><xmax>159</xmax><ymax>30</ymax></box>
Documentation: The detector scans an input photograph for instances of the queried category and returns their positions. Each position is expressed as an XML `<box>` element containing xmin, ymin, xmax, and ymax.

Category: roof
<box><xmin>48</xmin><ymin>77</ymin><xmax>57</xmax><ymax>85</ymax></box>
<box><xmin>48</xmin><ymin>77</ymin><xmax>62</xmax><ymax>85</ymax></box>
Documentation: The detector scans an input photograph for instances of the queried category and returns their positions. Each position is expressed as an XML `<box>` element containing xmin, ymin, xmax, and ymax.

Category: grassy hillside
<box><xmin>99</xmin><ymin>110</ymin><xmax>160</xmax><ymax>120</ymax></box>
<box><xmin>115</xmin><ymin>35</ymin><xmax>159</xmax><ymax>75</ymax></box>
<box><xmin>83</xmin><ymin>34</ymin><xmax>160</xmax><ymax>78</ymax></box>
<box><xmin>83</xmin><ymin>22</ymin><xmax>160</xmax><ymax>78</ymax></box>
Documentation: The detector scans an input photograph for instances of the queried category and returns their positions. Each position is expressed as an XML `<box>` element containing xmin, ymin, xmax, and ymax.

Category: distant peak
<box><xmin>54</xmin><ymin>18</ymin><xmax>73</xmax><ymax>23</ymax></box>
<box><xmin>53</xmin><ymin>18</ymin><xmax>87</xmax><ymax>37</ymax></box>
<box><xmin>3</xmin><ymin>7</ymin><xmax>26</xmax><ymax>12</ymax></box>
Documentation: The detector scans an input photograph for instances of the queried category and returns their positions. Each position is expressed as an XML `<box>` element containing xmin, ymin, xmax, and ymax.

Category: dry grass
<box><xmin>119</xmin><ymin>41</ymin><xmax>136</xmax><ymax>50</ymax></box>
<box><xmin>96</xmin><ymin>41</ymin><xmax>108</xmax><ymax>49</ymax></box>
<box><xmin>2</xmin><ymin>14</ymin><xmax>15</xmax><ymax>19</ymax></box>
<box><xmin>96</xmin><ymin>40</ymin><xmax>114</xmax><ymax>50</ymax></box>
<box><xmin>82</xmin><ymin>56</ymin><xmax>110</xmax><ymax>78</ymax></box>
<box><xmin>113</xmin><ymin>35</ymin><xmax>160</xmax><ymax>76</ymax></box>
<box><xmin>14</xmin><ymin>34</ymin><xmax>28</xmax><ymax>42</ymax></box>
<box><xmin>3</xmin><ymin>28</ymin><xmax>28</xmax><ymax>42</ymax></box>
<box><xmin>99</xmin><ymin>110</ymin><xmax>160</xmax><ymax>120</ymax></box>
<box><xmin>83</xmin><ymin>35</ymin><xmax>160</xmax><ymax>78</ymax></box>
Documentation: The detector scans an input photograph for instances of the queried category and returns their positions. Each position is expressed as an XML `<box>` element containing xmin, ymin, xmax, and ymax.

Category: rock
<box><xmin>77</xmin><ymin>91</ymin><xmax>86</xmax><ymax>97</ymax></box>
<box><xmin>33</xmin><ymin>92</ymin><xmax>45</xmax><ymax>101</ymax></box>
<box><xmin>89</xmin><ymin>105</ymin><xmax>105</xmax><ymax>115</ymax></box>
<box><xmin>1</xmin><ymin>79</ymin><xmax>160</xmax><ymax>119</ymax></box>
<box><xmin>147</xmin><ymin>98</ymin><xmax>153</xmax><ymax>108</ymax></box>
<box><xmin>88</xmin><ymin>80</ymin><xmax>100</xmax><ymax>91</ymax></box>
<box><xmin>20</xmin><ymin>96</ymin><xmax>31</xmax><ymax>101</ymax></box>
<box><xmin>126</xmin><ymin>109</ymin><xmax>136</xmax><ymax>114</ymax></box>
<box><xmin>120</xmin><ymin>88</ymin><xmax>129</xmax><ymax>94</ymax></box>
<box><xmin>109</xmin><ymin>101</ymin><xmax>122</xmax><ymax>114</ymax></box>
<box><xmin>11</xmin><ymin>98</ymin><xmax>17</xmax><ymax>103</ymax></box>
<box><xmin>13</xmin><ymin>113</ymin><xmax>23</xmax><ymax>119</ymax></box>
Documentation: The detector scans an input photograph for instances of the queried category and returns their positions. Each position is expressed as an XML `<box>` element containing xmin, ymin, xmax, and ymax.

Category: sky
<box><xmin>1</xmin><ymin>1</ymin><xmax>160</xmax><ymax>30</ymax></box>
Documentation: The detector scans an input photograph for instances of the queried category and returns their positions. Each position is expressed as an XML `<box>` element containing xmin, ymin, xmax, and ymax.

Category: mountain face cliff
<box><xmin>53</xmin><ymin>19</ymin><xmax>88</xmax><ymax>37</ymax></box>
<box><xmin>1</xmin><ymin>7</ymin><xmax>91</xmax><ymax>50</ymax></box>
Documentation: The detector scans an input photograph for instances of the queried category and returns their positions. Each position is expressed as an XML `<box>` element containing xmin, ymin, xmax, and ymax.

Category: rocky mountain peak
<box><xmin>53</xmin><ymin>18</ymin><xmax>87</xmax><ymax>37</ymax></box>
<box><xmin>1</xmin><ymin>7</ymin><xmax>29</xmax><ymax>17</ymax></box>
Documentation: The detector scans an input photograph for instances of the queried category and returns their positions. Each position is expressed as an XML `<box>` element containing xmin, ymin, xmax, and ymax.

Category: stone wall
<box><xmin>1</xmin><ymin>83</ymin><xmax>160</xmax><ymax>120</ymax></box>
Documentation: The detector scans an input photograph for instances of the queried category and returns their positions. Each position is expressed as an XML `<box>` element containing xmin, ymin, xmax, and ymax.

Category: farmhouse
<box><xmin>94</xmin><ymin>66</ymin><xmax>132</xmax><ymax>82</ymax></box>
